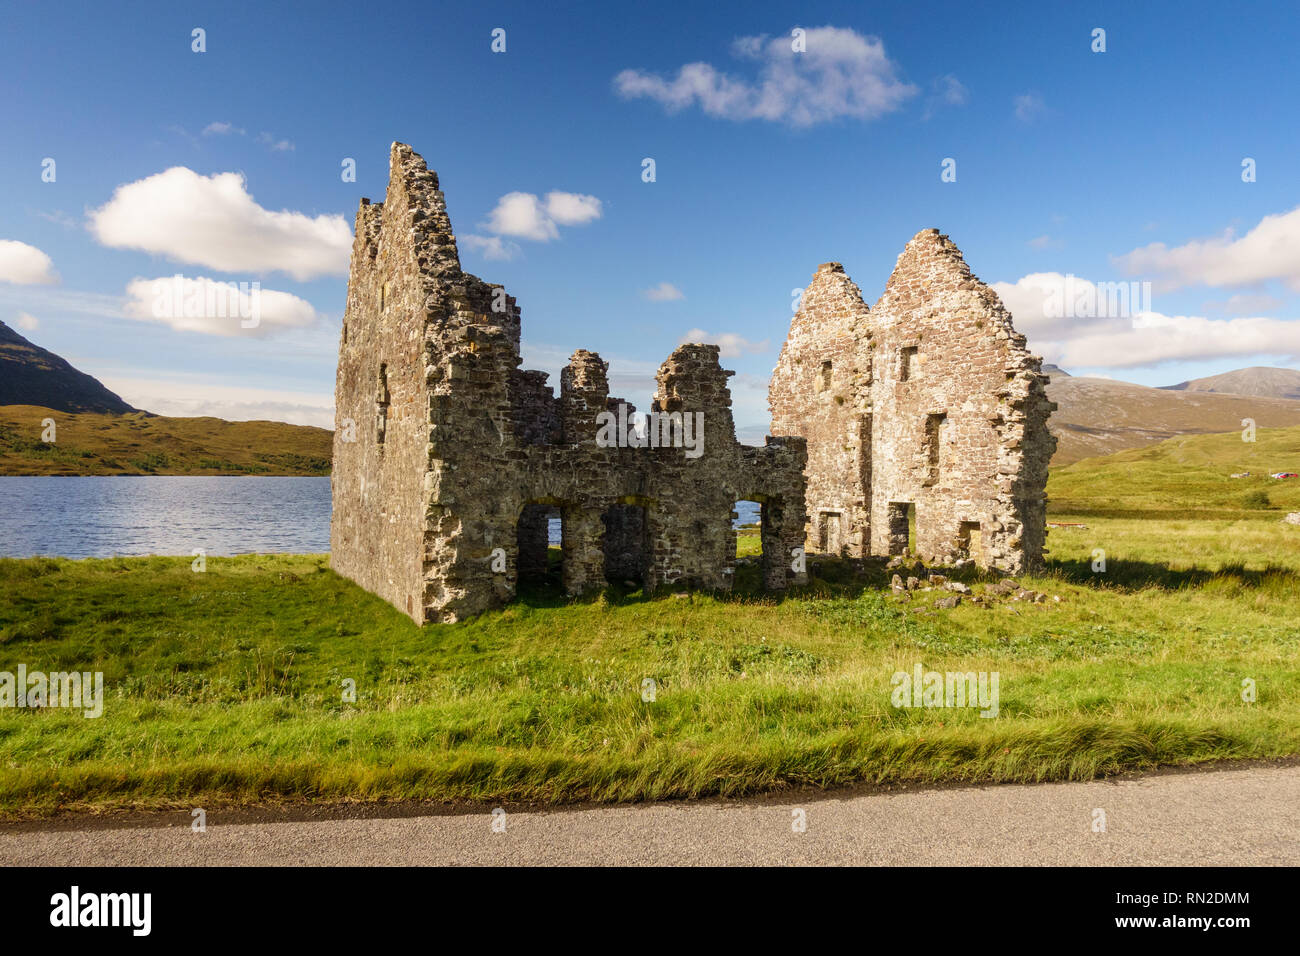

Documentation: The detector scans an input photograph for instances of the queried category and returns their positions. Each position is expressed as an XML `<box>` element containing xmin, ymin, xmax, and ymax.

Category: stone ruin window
<box><xmin>924</xmin><ymin>413</ymin><xmax>946</xmax><ymax>484</ymax></box>
<box><xmin>375</xmin><ymin>363</ymin><xmax>390</xmax><ymax>446</ymax></box>
<box><xmin>899</xmin><ymin>346</ymin><xmax>918</xmax><ymax>382</ymax></box>
<box><xmin>818</xmin><ymin>360</ymin><xmax>833</xmax><ymax>392</ymax></box>
<box><xmin>817</xmin><ymin>511</ymin><xmax>842</xmax><ymax>554</ymax></box>
<box><xmin>957</xmin><ymin>521</ymin><xmax>983</xmax><ymax>563</ymax></box>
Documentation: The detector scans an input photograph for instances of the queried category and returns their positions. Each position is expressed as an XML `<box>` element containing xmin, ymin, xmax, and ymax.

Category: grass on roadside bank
<box><xmin>1</xmin><ymin>424</ymin><xmax>1298</xmax><ymax>816</ymax></box>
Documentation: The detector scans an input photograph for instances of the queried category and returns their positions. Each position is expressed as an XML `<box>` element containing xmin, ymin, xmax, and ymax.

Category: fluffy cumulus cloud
<box><xmin>464</xmin><ymin>190</ymin><xmax>602</xmax><ymax>256</ymax></box>
<box><xmin>678</xmin><ymin>328</ymin><xmax>769</xmax><ymax>358</ymax></box>
<box><xmin>87</xmin><ymin>167</ymin><xmax>351</xmax><ymax>280</ymax></box>
<box><xmin>642</xmin><ymin>281</ymin><xmax>684</xmax><ymax>301</ymax></box>
<box><xmin>991</xmin><ymin>271</ymin><xmax>1300</xmax><ymax>368</ymax></box>
<box><xmin>614</xmin><ymin>26</ymin><xmax>917</xmax><ymax>127</ymax></box>
<box><xmin>1115</xmin><ymin>205</ymin><xmax>1300</xmax><ymax>291</ymax></box>
<box><xmin>16</xmin><ymin>311</ymin><xmax>39</xmax><ymax>331</ymax></box>
<box><xmin>122</xmin><ymin>275</ymin><xmax>321</xmax><ymax>337</ymax></box>
<box><xmin>483</xmin><ymin>191</ymin><xmax>602</xmax><ymax>240</ymax></box>
<box><xmin>0</xmin><ymin>239</ymin><xmax>59</xmax><ymax>284</ymax></box>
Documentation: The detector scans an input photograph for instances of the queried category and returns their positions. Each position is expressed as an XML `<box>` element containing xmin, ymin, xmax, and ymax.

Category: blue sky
<box><xmin>3</xmin><ymin>0</ymin><xmax>1300</xmax><ymax>439</ymax></box>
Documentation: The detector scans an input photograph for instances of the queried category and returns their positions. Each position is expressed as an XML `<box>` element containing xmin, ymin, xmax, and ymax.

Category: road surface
<box><xmin>2</xmin><ymin>763</ymin><xmax>1295</xmax><ymax>865</ymax></box>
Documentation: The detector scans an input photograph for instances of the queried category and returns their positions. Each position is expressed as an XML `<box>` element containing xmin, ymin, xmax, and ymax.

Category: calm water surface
<box><xmin>0</xmin><ymin>477</ymin><xmax>763</xmax><ymax>558</ymax></box>
<box><xmin>0</xmin><ymin>477</ymin><xmax>332</xmax><ymax>558</ymax></box>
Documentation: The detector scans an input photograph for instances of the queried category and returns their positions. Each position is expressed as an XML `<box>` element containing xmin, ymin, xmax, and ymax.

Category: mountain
<box><xmin>1046</xmin><ymin>373</ymin><xmax>1300</xmax><ymax>465</ymax></box>
<box><xmin>0</xmin><ymin>318</ymin><xmax>138</xmax><ymax>413</ymax></box>
<box><xmin>0</xmin><ymin>321</ymin><xmax>332</xmax><ymax>475</ymax></box>
<box><xmin>1160</xmin><ymin>366</ymin><xmax>1300</xmax><ymax>401</ymax></box>
<box><xmin>1041</xmin><ymin>363</ymin><xmax>1071</xmax><ymax>379</ymax></box>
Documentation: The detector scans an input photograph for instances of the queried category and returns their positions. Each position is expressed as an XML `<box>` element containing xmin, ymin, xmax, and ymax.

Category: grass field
<box><xmin>0</xmin><ymin>426</ymin><xmax>1297</xmax><ymax>816</ymax></box>
<box><xmin>0</xmin><ymin>405</ymin><xmax>332</xmax><ymax>476</ymax></box>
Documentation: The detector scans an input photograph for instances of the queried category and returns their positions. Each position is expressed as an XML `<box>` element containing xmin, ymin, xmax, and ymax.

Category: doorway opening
<box><xmin>602</xmin><ymin>499</ymin><xmax>650</xmax><ymax>588</ymax></box>
<box><xmin>957</xmin><ymin>521</ymin><xmax>983</xmax><ymax>565</ymax></box>
<box><xmin>887</xmin><ymin>502</ymin><xmax>916</xmax><ymax>556</ymax></box>
<box><xmin>517</xmin><ymin>501</ymin><xmax>562</xmax><ymax>594</ymax></box>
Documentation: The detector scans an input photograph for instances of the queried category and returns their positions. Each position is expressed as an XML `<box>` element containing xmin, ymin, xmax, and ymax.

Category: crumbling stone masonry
<box><xmin>332</xmin><ymin>144</ymin><xmax>808</xmax><ymax>624</ymax></box>
<box><xmin>769</xmin><ymin>231</ymin><xmax>1057</xmax><ymax>572</ymax></box>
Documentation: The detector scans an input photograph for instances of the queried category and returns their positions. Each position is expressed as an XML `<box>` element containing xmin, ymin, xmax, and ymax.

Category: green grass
<box><xmin>0</xmin><ymin>405</ymin><xmax>332</xmax><ymax>476</ymax></box>
<box><xmin>0</xmin><ymin>425</ymin><xmax>1297</xmax><ymax>816</ymax></box>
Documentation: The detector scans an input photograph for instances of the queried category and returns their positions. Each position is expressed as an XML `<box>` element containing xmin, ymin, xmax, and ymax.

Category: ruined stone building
<box><xmin>331</xmin><ymin>144</ymin><xmax>808</xmax><ymax>624</ymax></box>
<box><xmin>769</xmin><ymin>232</ymin><xmax>1057</xmax><ymax>572</ymax></box>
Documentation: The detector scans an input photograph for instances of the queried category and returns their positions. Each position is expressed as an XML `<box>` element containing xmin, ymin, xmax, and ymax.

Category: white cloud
<box><xmin>35</xmin><ymin>210</ymin><xmax>78</xmax><ymax>229</ymax></box>
<box><xmin>614</xmin><ymin>26</ymin><xmax>917</xmax><ymax>127</ymax></box>
<box><xmin>1115</xmin><ymin>205</ymin><xmax>1300</xmax><ymax>291</ymax></box>
<box><xmin>1013</xmin><ymin>92</ymin><xmax>1047</xmax><ymax>122</ymax></box>
<box><xmin>992</xmin><ymin>271</ymin><xmax>1300</xmax><ymax>368</ymax></box>
<box><xmin>101</xmin><ymin>375</ymin><xmax>335</xmax><ymax>428</ymax></box>
<box><xmin>1027</xmin><ymin>234</ymin><xmax>1062</xmax><ymax>250</ymax></box>
<box><xmin>544</xmin><ymin>192</ymin><xmax>602</xmax><ymax>226</ymax></box>
<box><xmin>1204</xmin><ymin>293</ymin><xmax>1284</xmax><ymax>315</ymax></box>
<box><xmin>87</xmin><ymin>167</ymin><xmax>351</xmax><ymax>280</ymax></box>
<box><xmin>678</xmin><ymin>328</ymin><xmax>769</xmax><ymax>358</ymax></box>
<box><xmin>923</xmin><ymin>74</ymin><xmax>968</xmax><ymax>119</ymax></box>
<box><xmin>202</xmin><ymin>122</ymin><xmax>292</xmax><ymax>151</ymax></box>
<box><xmin>122</xmin><ymin>275</ymin><xmax>321</xmax><ymax>337</ymax></box>
<box><xmin>643</xmin><ymin>282</ymin><xmax>684</xmax><ymax>301</ymax></box>
<box><xmin>482</xmin><ymin>191</ymin><xmax>603</xmax><ymax>241</ymax></box>
<box><xmin>933</xmin><ymin>74</ymin><xmax>969</xmax><ymax>107</ymax></box>
<box><xmin>462</xmin><ymin>234</ymin><xmax>520</xmax><ymax>261</ymax></box>
<box><xmin>485</xmin><ymin>192</ymin><xmax>553</xmax><ymax>240</ymax></box>
<box><xmin>256</xmin><ymin>131</ymin><xmax>295</xmax><ymax>152</ymax></box>
<box><xmin>202</xmin><ymin>121</ymin><xmax>244</xmax><ymax>136</ymax></box>
<box><xmin>16</xmin><ymin>311</ymin><xmax>39</xmax><ymax>331</ymax></box>
<box><xmin>0</xmin><ymin>239</ymin><xmax>59</xmax><ymax>284</ymax></box>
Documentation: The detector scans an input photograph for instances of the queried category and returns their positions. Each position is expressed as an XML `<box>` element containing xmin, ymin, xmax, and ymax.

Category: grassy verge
<box><xmin>0</xmin><ymin>425</ymin><xmax>1297</xmax><ymax>816</ymax></box>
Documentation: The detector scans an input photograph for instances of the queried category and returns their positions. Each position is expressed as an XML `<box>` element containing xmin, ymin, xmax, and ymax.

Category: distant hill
<box><xmin>1161</xmin><ymin>366</ymin><xmax>1300</xmax><ymax>401</ymax></box>
<box><xmin>0</xmin><ymin>405</ymin><xmax>332</xmax><ymax>476</ymax></box>
<box><xmin>0</xmin><ymin>321</ymin><xmax>332</xmax><ymax>475</ymax></box>
<box><xmin>1048</xmin><ymin>420</ymin><xmax>1300</xmax><ymax>517</ymax></box>
<box><xmin>1046</xmin><ymin>373</ymin><xmax>1300</xmax><ymax>465</ymax></box>
<box><xmin>1041</xmin><ymin>363</ymin><xmax>1071</xmax><ymax>379</ymax></box>
<box><xmin>0</xmin><ymin>318</ymin><xmax>137</xmax><ymax>413</ymax></box>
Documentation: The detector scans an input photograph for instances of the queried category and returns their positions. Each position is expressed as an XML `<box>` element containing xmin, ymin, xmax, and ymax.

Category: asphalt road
<box><xmin>3</xmin><ymin>763</ymin><xmax>1296</xmax><ymax>866</ymax></box>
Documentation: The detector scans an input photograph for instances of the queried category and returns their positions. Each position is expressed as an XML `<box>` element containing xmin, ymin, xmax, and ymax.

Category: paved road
<box><xmin>2</xmin><ymin>764</ymin><xmax>1296</xmax><ymax>865</ymax></box>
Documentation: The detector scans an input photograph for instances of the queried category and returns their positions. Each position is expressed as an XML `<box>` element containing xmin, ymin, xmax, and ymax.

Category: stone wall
<box><xmin>770</xmin><ymin>230</ymin><xmax>1056</xmax><ymax>573</ymax></box>
<box><xmin>332</xmin><ymin>144</ymin><xmax>808</xmax><ymax>624</ymax></box>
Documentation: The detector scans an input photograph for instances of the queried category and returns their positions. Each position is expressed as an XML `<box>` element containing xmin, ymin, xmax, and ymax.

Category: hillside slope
<box><xmin>1161</xmin><ymin>366</ymin><xmax>1300</xmax><ymax>401</ymax></box>
<box><xmin>1046</xmin><ymin>373</ymin><xmax>1300</xmax><ymax>464</ymax></box>
<box><xmin>0</xmin><ymin>319</ymin><xmax>137</xmax><ymax>413</ymax></box>
<box><xmin>1048</xmin><ymin>420</ymin><xmax>1300</xmax><ymax>516</ymax></box>
<box><xmin>0</xmin><ymin>405</ymin><xmax>332</xmax><ymax>476</ymax></box>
